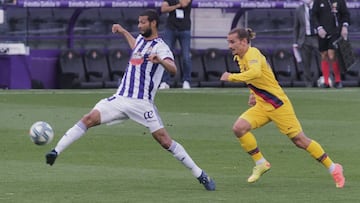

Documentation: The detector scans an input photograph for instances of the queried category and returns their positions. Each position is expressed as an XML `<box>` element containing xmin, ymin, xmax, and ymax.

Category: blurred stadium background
<box><xmin>0</xmin><ymin>0</ymin><xmax>359</xmax><ymax>89</ymax></box>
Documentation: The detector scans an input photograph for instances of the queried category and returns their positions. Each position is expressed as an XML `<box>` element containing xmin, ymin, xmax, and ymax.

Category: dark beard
<box><xmin>141</xmin><ymin>28</ymin><xmax>152</xmax><ymax>38</ymax></box>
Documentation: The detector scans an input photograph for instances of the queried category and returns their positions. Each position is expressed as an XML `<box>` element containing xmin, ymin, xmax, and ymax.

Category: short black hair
<box><xmin>140</xmin><ymin>9</ymin><xmax>159</xmax><ymax>28</ymax></box>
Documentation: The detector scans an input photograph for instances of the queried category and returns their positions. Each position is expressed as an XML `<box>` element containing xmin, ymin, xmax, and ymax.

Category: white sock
<box><xmin>328</xmin><ymin>163</ymin><xmax>336</xmax><ymax>173</ymax></box>
<box><xmin>168</xmin><ymin>140</ymin><xmax>202</xmax><ymax>178</ymax></box>
<box><xmin>55</xmin><ymin>121</ymin><xmax>87</xmax><ymax>154</ymax></box>
<box><xmin>255</xmin><ymin>158</ymin><xmax>267</xmax><ymax>165</ymax></box>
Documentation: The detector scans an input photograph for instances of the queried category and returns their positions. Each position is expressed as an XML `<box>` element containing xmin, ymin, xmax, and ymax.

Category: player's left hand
<box><xmin>341</xmin><ymin>26</ymin><xmax>348</xmax><ymax>40</ymax></box>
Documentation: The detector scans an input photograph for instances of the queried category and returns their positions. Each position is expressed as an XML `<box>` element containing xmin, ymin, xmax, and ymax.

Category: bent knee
<box><xmin>152</xmin><ymin>129</ymin><xmax>172</xmax><ymax>149</ymax></box>
<box><xmin>232</xmin><ymin>120</ymin><xmax>251</xmax><ymax>137</ymax></box>
<box><xmin>81</xmin><ymin>110</ymin><xmax>101</xmax><ymax>128</ymax></box>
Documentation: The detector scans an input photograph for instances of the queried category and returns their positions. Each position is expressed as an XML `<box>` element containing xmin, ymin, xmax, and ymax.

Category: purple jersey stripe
<box><xmin>248</xmin><ymin>84</ymin><xmax>284</xmax><ymax>108</ymax></box>
<box><xmin>135</xmin><ymin>37</ymin><xmax>144</xmax><ymax>48</ymax></box>
<box><xmin>118</xmin><ymin>70</ymin><xmax>129</xmax><ymax>95</ymax></box>
<box><xmin>148</xmin><ymin>63</ymin><xmax>159</xmax><ymax>100</ymax></box>
<box><xmin>138</xmin><ymin>62</ymin><xmax>147</xmax><ymax>99</ymax></box>
<box><xmin>127</xmin><ymin>65</ymin><xmax>136</xmax><ymax>97</ymax></box>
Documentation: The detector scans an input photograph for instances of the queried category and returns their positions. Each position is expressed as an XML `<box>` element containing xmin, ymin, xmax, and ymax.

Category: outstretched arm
<box><xmin>112</xmin><ymin>24</ymin><xmax>136</xmax><ymax>49</ymax></box>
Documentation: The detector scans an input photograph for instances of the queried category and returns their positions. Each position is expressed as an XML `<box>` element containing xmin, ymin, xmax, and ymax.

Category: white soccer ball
<box><xmin>29</xmin><ymin>121</ymin><xmax>54</xmax><ymax>145</ymax></box>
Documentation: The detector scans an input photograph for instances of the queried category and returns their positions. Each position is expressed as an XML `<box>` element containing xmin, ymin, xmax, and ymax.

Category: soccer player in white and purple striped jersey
<box><xmin>45</xmin><ymin>9</ymin><xmax>215</xmax><ymax>191</ymax></box>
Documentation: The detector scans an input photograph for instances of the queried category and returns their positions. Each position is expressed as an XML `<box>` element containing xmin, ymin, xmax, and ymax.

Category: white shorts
<box><xmin>93</xmin><ymin>95</ymin><xmax>164</xmax><ymax>133</ymax></box>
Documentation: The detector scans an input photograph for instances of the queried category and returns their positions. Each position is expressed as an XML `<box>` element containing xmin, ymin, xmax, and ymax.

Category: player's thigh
<box><xmin>269</xmin><ymin>103</ymin><xmax>302</xmax><ymax>138</ymax></box>
<box><xmin>125</xmin><ymin>99</ymin><xmax>164</xmax><ymax>133</ymax></box>
<box><xmin>93</xmin><ymin>96</ymin><xmax>128</xmax><ymax>124</ymax></box>
<box><xmin>240</xmin><ymin>106</ymin><xmax>270</xmax><ymax>130</ymax></box>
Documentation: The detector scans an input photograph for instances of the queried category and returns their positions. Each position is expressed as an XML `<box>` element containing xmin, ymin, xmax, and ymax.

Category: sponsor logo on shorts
<box><xmin>143</xmin><ymin>111</ymin><xmax>154</xmax><ymax>120</ymax></box>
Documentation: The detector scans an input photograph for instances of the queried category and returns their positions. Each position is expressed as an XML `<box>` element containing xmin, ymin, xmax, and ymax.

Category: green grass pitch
<box><xmin>0</xmin><ymin>88</ymin><xmax>359</xmax><ymax>202</ymax></box>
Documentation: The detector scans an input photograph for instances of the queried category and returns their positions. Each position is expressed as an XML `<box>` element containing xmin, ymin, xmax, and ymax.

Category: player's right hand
<box><xmin>248</xmin><ymin>93</ymin><xmax>256</xmax><ymax>106</ymax></box>
<box><xmin>112</xmin><ymin>24</ymin><xmax>126</xmax><ymax>34</ymax></box>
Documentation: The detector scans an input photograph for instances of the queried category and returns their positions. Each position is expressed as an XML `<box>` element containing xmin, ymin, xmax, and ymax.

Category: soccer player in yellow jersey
<box><xmin>220</xmin><ymin>27</ymin><xmax>345</xmax><ymax>188</ymax></box>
